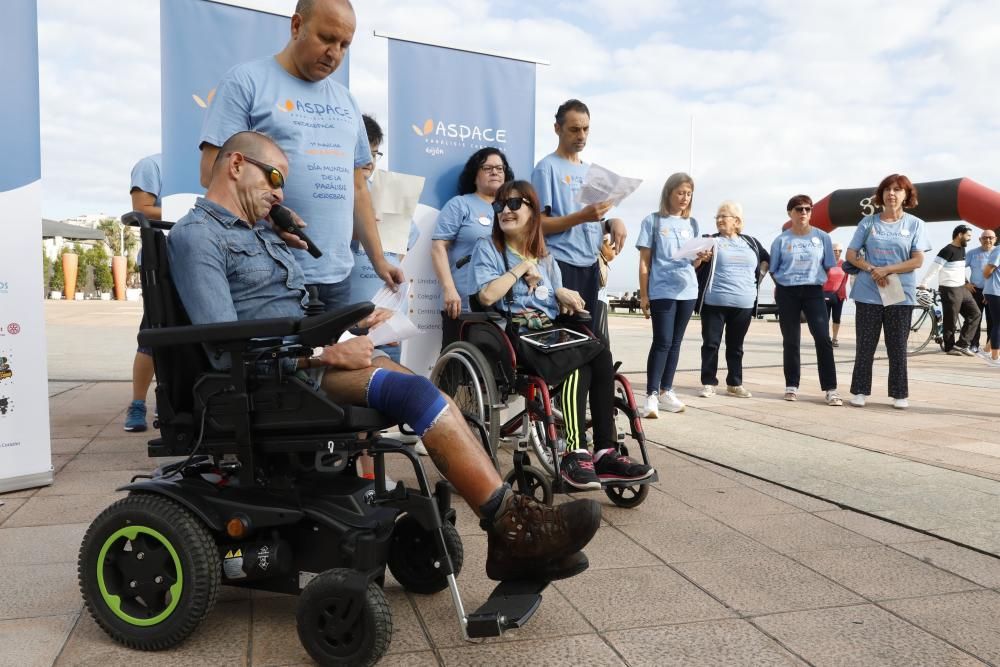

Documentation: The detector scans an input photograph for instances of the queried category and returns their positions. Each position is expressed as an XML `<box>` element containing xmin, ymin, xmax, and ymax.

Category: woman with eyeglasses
<box><xmin>769</xmin><ymin>195</ymin><xmax>842</xmax><ymax>405</ymax></box>
<box><xmin>473</xmin><ymin>180</ymin><xmax>654</xmax><ymax>490</ymax></box>
<box><xmin>637</xmin><ymin>172</ymin><xmax>709</xmax><ymax>418</ymax></box>
<box><xmin>695</xmin><ymin>201</ymin><xmax>769</xmax><ymax>399</ymax></box>
<box><xmin>432</xmin><ymin>147</ymin><xmax>513</xmax><ymax>319</ymax></box>
<box><xmin>845</xmin><ymin>174</ymin><xmax>931</xmax><ymax>408</ymax></box>
<box><xmin>822</xmin><ymin>244</ymin><xmax>849</xmax><ymax>347</ymax></box>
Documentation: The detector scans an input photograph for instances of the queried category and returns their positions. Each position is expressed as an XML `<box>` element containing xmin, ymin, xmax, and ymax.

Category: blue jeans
<box><xmin>646</xmin><ymin>298</ymin><xmax>696</xmax><ymax>394</ymax></box>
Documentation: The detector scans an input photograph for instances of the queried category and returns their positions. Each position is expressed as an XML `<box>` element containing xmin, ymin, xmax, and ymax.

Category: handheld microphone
<box><xmin>269</xmin><ymin>205</ymin><xmax>323</xmax><ymax>258</ymax></box>
<box><xmin>455</xmin><ymin>254</ymin><xmax>472</xmax><ymax>269</ymax></box>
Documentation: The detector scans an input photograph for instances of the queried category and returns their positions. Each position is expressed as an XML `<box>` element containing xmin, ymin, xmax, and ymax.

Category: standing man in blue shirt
<box><xmin>198</xmin><ymin>0</ymin><xmax>403</xmax><ymax>316</ymax></box>
<box><xmin>124</xmin><ymin>153</ymin><xmax>161</xmax><ymax>432</ymax></box>
<box><xmin>961</xmin><ymin>229</ymin><xmax>995</xmax><ymax>354</ymax></box>
<box><xmin>532</xmin><ymin>100</ymin><xmax>627</xmax><ymax>341</ymax></box>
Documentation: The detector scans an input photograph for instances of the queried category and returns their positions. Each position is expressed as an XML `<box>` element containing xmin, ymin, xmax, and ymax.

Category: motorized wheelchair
<box><xmin>431</xmin><ymin>300</ymin><xmax>656</xmax><ymax>509</ymax></box>
<box><xmin>77</xmin><ymin>213</ymin><xmax>552</xmax><ymax>667</ymax></box>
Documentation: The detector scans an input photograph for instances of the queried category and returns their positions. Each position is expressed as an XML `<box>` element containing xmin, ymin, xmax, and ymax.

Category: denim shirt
<box><xmin>168</xmin><ymin>198</ymin><xmax>308</xmax><ymax>369</ymax></box>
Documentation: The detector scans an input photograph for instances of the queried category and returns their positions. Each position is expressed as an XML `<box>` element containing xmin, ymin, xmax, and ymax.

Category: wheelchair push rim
<box><xmin>96</xmin><ymin>525</ymin><xmax>184</xmax><ymax>626</ymax></box>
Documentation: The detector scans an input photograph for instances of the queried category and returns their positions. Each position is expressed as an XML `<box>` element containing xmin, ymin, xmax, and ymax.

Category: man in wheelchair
<box><xmin>167</xmin><ymin>131</ymin><xmax>600</xmax><ymax>581</ymax></box>
<box><xmin>472</xmin><ymin>180</ymin><xmax>655</xmax><ymax>490</ymax></box>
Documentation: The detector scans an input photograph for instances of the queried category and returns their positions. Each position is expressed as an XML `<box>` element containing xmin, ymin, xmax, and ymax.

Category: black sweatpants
<box><xmin>850</xmin><ymin>302</ymin><xmax>912</xmax><ymax>398</ymax></box>
<box><xmin>973</xmin><ymin>287</ymin><xmax>993</xmax><ymax>350</ymax></box>
<box><xmin>560</xmin><ymin>345</ymin><xmax>616</xmax><ymax>452</ymax></box>
<box><xmin>699</xmin><ymin>304</ymin><xmax>753</xmax><ymax>387</ymax></box>
<box><xmin>775</xmin><ymin>284</ymin><xmax>837</xmax><ymax>390</ymax></box>
<box><xmin>939</xmin><ymin>285</ymin><xmax>981</xmax><ymax>350</ymax></box>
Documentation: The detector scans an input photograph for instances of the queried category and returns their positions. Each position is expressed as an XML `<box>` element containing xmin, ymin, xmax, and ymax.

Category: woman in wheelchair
<box><xmin>472</xmin><ymin>180</ymin><xmax>654</xmax><ymax>490</ymax></box>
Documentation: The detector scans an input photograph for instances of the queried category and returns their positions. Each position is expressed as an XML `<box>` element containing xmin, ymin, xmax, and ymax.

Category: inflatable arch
<box><xmin>784</xmin><ymin>178</ymin><xmax>1000</xmax><ymax>232</ymax></box>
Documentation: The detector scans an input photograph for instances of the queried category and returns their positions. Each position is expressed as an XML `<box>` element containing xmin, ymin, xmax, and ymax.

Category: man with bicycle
<box><xmin>920</xmin><ymin>225</ymin><xmax>982</xmax><ymax>356</ymax></box>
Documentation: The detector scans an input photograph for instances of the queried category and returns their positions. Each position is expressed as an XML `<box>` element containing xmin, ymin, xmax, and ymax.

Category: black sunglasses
<box><xmin>492</xmin><ymin>197</ymin><xmax>532</xmax><ymax>215</ymax></box>
<box><xmin>241</xmin><ymin>154</ymin><xmax>285</xmax><ymax>189</ymax></box>
<box><xmin>792</xmin><ymin>205</ymin><xmax>812</xmax><ymax>213</ymax></box>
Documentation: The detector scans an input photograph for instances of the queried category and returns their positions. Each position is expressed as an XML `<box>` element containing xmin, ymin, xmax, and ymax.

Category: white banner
<box><xmin>399</xmin><ymin>205</ymin><xmax>444</xmax><ymax>377</ymax></box>
<box><xmin>0</xmin><ymin>0</ymin><xmax>51</xmax><ymax>493</ymax></box>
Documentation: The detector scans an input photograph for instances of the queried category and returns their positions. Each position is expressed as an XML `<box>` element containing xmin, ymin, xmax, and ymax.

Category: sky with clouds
<box><xmin>36</xmin><ymin>0</ymin><xmax>1000</xmax><ymax>291</ymax></box>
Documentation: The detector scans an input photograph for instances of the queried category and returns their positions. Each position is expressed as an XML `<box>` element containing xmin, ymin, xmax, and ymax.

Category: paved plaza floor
<box><xmin>2</xmin><ymin>301</ymin><xmax>1000</xmax><ymax>665</ymax></box>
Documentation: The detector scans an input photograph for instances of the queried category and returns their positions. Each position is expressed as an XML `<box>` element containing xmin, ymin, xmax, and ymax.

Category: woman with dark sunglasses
<box><xmin>472</xmin><ymin>180</ymin><xmax>654</xmax><ymax>491</ymax></box>
<box><xmin>432</xmin><ymin>148</ymin><xmax>514</xmax><ymax>319</ymax></box>
<box><xmin>768</xmin><ymin>195</ymin><xmax>843</xmax><ymax>405</ymax></box>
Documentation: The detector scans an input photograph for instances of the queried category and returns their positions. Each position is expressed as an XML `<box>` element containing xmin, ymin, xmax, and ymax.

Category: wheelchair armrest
<box><xmin>455</xmin><ymin>311</ymin><xmax>504</xmax><ymax>323</ymax></box>
<box><xmin>137</xmin><ymin>317</ymin><xmax>300</xmax><ymax>348</ymax></box>
<box><xmin>297</xmin><ymin>302</ymin><xmax>375</xmax><ymax>346</ymax></box>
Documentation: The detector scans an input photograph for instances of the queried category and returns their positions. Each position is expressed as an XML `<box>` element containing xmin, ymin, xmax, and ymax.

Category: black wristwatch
<box><xmin>601</xmin><ymin>218</ymin><xmax>612</xmax><ymax>234</ymax></box>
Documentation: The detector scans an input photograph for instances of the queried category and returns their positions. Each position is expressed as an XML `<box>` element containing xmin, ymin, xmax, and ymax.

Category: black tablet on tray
<box><xmin>519</xmin><ymin>328</ymin><xmax>592</xmax><ymax>350</ymax></box>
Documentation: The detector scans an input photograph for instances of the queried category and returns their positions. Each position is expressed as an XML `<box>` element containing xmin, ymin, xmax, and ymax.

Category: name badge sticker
<box><xmin>535</xmin><ymin>285</ymin><xmax>551</xmax><ymax>300</ymax></box>
<box><xmin>478</xmin><ymin>216</ymin><xmax>491</xmax><ymax>226</ymax></box>
<box><xmin>680</xmin><ymin>228</ymin><xmax>690</xmax><ymax>239</ymax></box>
<box><xmin>900</xmin><ymin>229</ymin><xmax>911</xmax><ymax>236</ymax></box>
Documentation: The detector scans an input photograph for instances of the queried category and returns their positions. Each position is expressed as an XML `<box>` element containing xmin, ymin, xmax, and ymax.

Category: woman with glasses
<box><xmin>695</xmin><ymin>201</ymin><xmax>769</xmax><ymax>399</ymax></box>
<box><xmin>845</xmin><ymin>174</ymin><xmax>931</xmax><ymax>408</ymax></box>
<box><xmin>473</xmin><ymin>180</ymin><xmax>654</xmax><ymax>490</ymax></box>
<box><xmin>769</xmin><ymin>195</ymin><xmax>843</xmax><ymax>405</ymax></box>
<box><xmin>822</xmin><ymin>244</ymin><xmax>849</xmax><ymax>347</ymax></box>
<box><xmin>637</xmin><ymin>172</ymin><xmax>709</xmax><ymax>418</ymax></box>
<box><xmin>432</xmin><ymin>147</ymin><xmax>513</xmax><ymax>318</ymax></box>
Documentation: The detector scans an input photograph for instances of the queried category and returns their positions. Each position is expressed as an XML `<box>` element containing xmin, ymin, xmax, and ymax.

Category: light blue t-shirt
<box><xmin>130</xmin><ymin>153</ymin><xmax>162</xmax><ymax>206</ymax></box>
<box><xmin>200</xmin><ymin>57</ymin><xmax>371</xmax><ymax>285</ymax></box>
<box><xmin>471</xmin><ymin>239</ymin><xmax>563</xmax><ymax>320</ymax></box>
<box><xmin>635</xmin><ymin>214</ymin><xmax>699</xmax><ymax>301</ymax></box>
<box><xmin>531</xmin><ymin>153</ymin><xmax>600</xmax><ymax>267</ymax></box>
<box><xmin>704</xmin><ymin>236</ymin><xmax>758</xmax><ymax>308</ymax></box>
<box><xmin>432</xmin><ymin>193</ymin><xmax>496</xmax><ymax>304</ymax></box>
<box><xmin>769</xmin><ymin>228</ymin><xmax>836</xmax><ymax>287</ymax></box>
<box><xmin>966</xmin><ymin>246</ymin><xmax>991</xmax><ymax>290</ymax></box>
<box><xmin>848</xmin><ymin>213</ymin><xmax>931</xmax><ymax>306</ymax></box>
<box><xmin>984</xmin><ymin>247</ymin><xmax>1000</xmax><ymax>297</ymax></box>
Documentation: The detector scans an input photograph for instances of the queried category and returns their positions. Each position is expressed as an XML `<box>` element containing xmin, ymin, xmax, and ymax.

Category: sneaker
<box><xmin>783</xmin><ymin>387</ymin><xmax>798</xmax><ymax>401</ymax></box>
<box><xmin>726</xmin><ymin>385</ymin><xmax>752</xmax><ymax>398</ymax></box>
<box><xmin>987</xmin><ymin>357</ymin><xmax>1000</xmax><ymax>367</ymax></box>
<box><xmin>947</xmin><ymin>348</ymin><xmax>963</xmax><ymax>356</ymax></box>
<box><xmin>560</xmin><ymin>450</ymin><xmax>602</xmax><ymax>490</ymax></box>
<box><xmin>594</xmin><ymin>448</ymin><xmax>654</xmax><ymax>482</ymax></box>
<box><xmin>825</xmin><ymin>390</ymin><xmax>843</xmax><ymax>406</ymax></box>
<box><xmin>699</xmin><ymin>385</ymin><xmax>716</xmax><ymax>398</ymax></box>
<box><xmin>123</xmin><ymin>400</ymin><xmax>147</xmax><ymax>432</ymax></box>
<box><xmin>658</xmin><ymin>390</ymin><xmax>686</xmax><ymax>413</ymax></box>
<box><xmin>643</xmin><ymin>393</ymin><xmax>659</xmax><ymax>419</ymax></box>
<box><xmin>955</xmin><ymin>346</ymin><xmax>976</xmax><ymax>357</ymax></box>
<box><xmin>850</xmin><ymin>394</ymin><xmax>867</xmax><ymax>407</ymax></box>
<box><xmin>893</xmin><ymin>398</ymin><xmax>909</xmax><ymax>409</ymax></box>
<box><xmin>832</xmin><ymin>338</ymin><xmax>839</xmax><ymax>348</ymax></box>
<box><xmin>483</xmin><ymin>489</ymin><xmax>601</xmax><ymax>581</ymax></box>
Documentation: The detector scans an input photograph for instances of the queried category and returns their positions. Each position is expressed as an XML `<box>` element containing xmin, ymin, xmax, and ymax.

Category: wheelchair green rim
<box><xmin>96</xmin><ymin>525</ymin><xmax>184</xmax><ymax>626</ymax></box>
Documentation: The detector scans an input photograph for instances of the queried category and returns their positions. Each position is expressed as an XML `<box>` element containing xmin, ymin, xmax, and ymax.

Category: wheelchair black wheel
<box><xmin>605</xmin><ymin>483</ymin><xmax>649</xmax><ymax>508</ymax></box>
<box><xmin>504</xmin><ymin>464</ymin><xmax>553</xmax><ymax>505</ymax></box>
<box><xmin>78</xmin><ymin>492</ymin><xmax>221</xmax><ymax>650</ymax></box>
<box><xmin>387</xmin><ymin>516</ymin><xmax>464</xmax><ymax>594</ymax></box>
<box><xmin>296</xmin><ymin>568</ymin><xmax>392</xmax><ymax>667</ymax></box>
<box><xmin>432</xmin><ymin>342</ymin><xmax>501</xmax><ymax>459</ymax></box>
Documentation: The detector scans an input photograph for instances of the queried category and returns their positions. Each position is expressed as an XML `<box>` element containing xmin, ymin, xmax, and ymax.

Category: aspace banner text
<box><xmin>387</xmin><ymin>39</ymin><xmax>536</xmax><ymax>375</ymax></box>
<box><xmin>0</xmin><ymin>0</ymin><xmax>53</xmax><ymax>492</ymax></box>
<box><xmin>160</xmin><ymin>0</ymin><xmax>348</xmax><ymax>217</ymax></box>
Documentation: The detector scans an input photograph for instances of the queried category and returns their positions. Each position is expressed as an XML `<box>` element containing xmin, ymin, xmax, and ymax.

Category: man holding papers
<box><xmin>532</xmin><ymin>100</ymin><xmax>629</xmax><ymax>334</ymax></box>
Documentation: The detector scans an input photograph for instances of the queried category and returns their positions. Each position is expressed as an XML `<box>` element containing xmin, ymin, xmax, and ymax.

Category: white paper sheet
<box><xmin>367</xmin><ymin>312</ymin><xmax>423</xmax><ymax>346</ymax></box>
<box><xmin>877</xmin><ymin>273</ymin><xmax>907</xmax><ymax>306</ymax></box>
<box><xmin>671</xmin><ymin>236</ymin><xmax>717</xmax><ymax>260</ymax></box>
<box><xmin>370</xmin><ymin>282</ymin><xmax>410</xmax><ymax>312</ymax></box>
<box><xmin>370</xmin><ymin>169</ymin><xmax>425</xmax><ymax>254</ymax></box>
<box><xmin>575</xmin><ymin>163</ymin><xmax>643</xmax><ymax>208</ymax></box>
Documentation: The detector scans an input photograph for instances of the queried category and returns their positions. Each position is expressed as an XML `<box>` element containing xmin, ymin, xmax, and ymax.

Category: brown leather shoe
<box><xmin>483</xmin><ymin>491</ymin><xmax>600</xmax><ymax>581</ymax></box>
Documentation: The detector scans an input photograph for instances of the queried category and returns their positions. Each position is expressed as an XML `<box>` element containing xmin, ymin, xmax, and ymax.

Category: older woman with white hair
<box><xmin>695</xmin><ymin>201</ymin><xmax>769</xmax><ymax>398</ymax></box>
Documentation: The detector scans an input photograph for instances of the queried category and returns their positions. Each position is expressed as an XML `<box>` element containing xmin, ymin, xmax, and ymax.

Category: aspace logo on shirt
<box><xmin>410</xmin><ymin>117</ymin><xmax>507</xmax><ymax>143</ymax></box>
<box><xmin>192</xmin><ymin>88</ymin><xmax>216</xmax><ymax>109</ymax></box>
<box><xmin>276</xmin><ymin>99</ymin><xmax>353</xmax><ymax>117</ymax></box>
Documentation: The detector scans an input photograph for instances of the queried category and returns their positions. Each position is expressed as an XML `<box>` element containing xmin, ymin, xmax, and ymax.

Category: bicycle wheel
<box><xmin>906</xmin><ymin>307</ymin><xmax>934</xmax><ymax>354</ymax></box>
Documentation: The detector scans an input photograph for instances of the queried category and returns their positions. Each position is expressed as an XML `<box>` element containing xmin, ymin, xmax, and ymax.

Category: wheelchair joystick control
<box><xmin>304</xmin><ymin>286</ymin><xmax>325</xmax><ymax>317</ymax></box>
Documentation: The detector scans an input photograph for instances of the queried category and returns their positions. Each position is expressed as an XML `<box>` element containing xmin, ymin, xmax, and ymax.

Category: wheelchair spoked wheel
<box><xmin>605</xmin><ymin>384</ymin><xmax>651</xmax><ymax>509</ymax></box>
<box><xmin>431</xmin><ymin>342</ymin><xmax>501</xmax><ymax>460</ymax></box>
<box><xmin>527</xmin><ymin>417</ymin><xmax>559</xmax><ymax>477</ymax></box>
<box><xmin>296</xmin><ymin>568</ymin><xmax>392</xmax><ymax>667</ymax></box>
<box><xmin>503</xmin><ymin>464</ymin><xmax>553</xmax><ymax>505</ymax></box>
<box><xmin>387</xmin><ymin>516</ymin><xmax>464</xmax><ymax>594</ymax></box>
<box><xmin>78</xmin><ymin>493</ymin><xmax>221</xmax><ymax>650</ymax></box>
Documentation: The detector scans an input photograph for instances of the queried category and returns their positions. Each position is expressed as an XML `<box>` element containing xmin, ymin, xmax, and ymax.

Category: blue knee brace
<box><xmin>366</xmin><ymin>369</ymin><xmax>448</xmax><ymax>437</ymax></box>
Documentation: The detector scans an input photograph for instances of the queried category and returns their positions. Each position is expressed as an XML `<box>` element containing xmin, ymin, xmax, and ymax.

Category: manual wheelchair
<box><xmin>77</xmin><ymin>214</ymin><xmax>551</xmax><ymax>667</ymax></box>
<box><xmin>431</xmin><ymin>305</ymin><xmax>656</xmax><ymax>509</ymax></box>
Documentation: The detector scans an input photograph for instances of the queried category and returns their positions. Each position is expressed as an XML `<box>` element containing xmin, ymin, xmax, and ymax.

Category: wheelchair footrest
<box><xmin>601</xmin><ymin>470</ymin><xmax>658</xmax><ymax>487</ymax></box>
<box><xmin>466</xmin><ymin>580</ymin><xmax>547</xmax><ymax>639</ymax></box>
